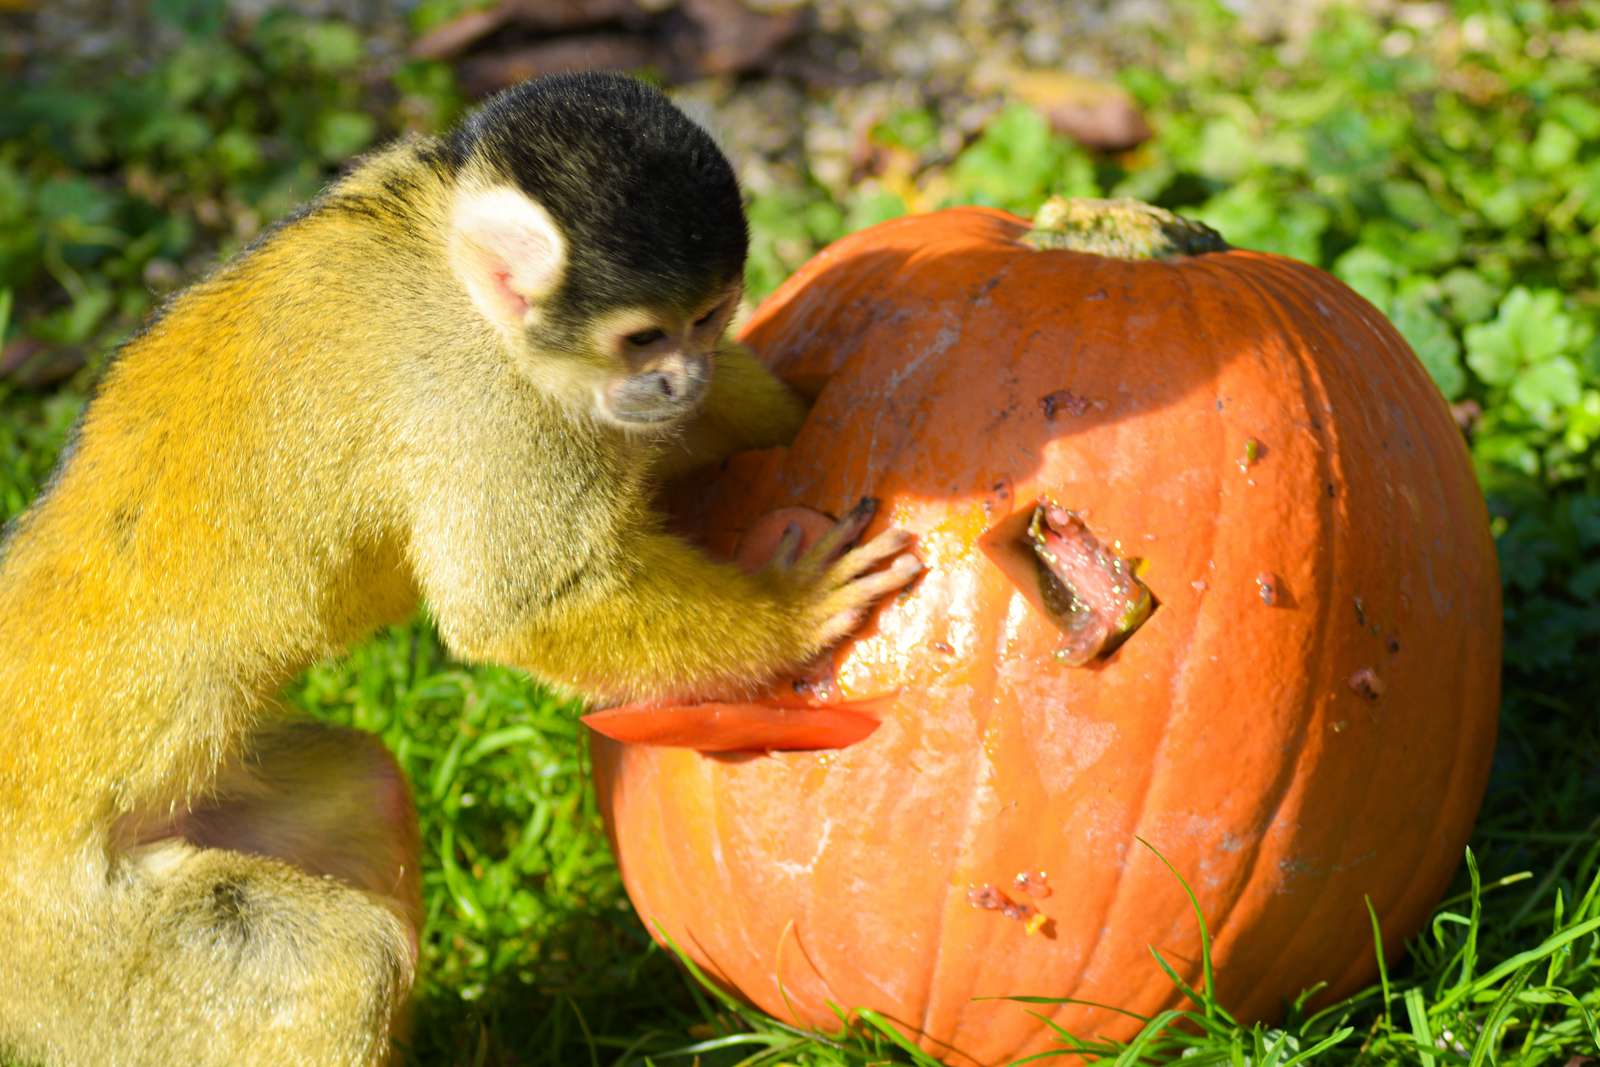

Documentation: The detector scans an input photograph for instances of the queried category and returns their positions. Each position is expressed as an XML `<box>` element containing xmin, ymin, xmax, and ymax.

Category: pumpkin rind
<box><xmin>592</xmin><ymin>207</ymin><xmax>1501</xmax><ymax>1064</ymax></box>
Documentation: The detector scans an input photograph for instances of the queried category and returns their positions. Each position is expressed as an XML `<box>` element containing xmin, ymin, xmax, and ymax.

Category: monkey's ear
<box><xmin>448</xmin><ymin>187</ymin><xmax>566</xmax><ymax>334</ymax></box>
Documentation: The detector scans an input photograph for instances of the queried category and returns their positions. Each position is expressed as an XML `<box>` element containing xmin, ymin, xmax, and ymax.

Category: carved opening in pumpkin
<box><xmin>979</xmin><ymin>497</ymin><xmax>1156</xmax><ymax>665</ymax></box>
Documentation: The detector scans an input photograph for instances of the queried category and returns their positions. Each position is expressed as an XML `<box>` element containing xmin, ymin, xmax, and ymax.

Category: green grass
<box><xmin>4</xmin><ymin>0</ymin><xmax>1599</xmax><ymax>1063</ymax></box>
<box><xmin>290</xmin><ymin>627</ymin><xmax>692</xmax><ymax>1063</ymax></box>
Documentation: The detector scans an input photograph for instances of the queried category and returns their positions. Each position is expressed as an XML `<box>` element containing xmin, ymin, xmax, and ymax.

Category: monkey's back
<box><xmin>0</xmin><ymin>167</ymin><xmax>456</xmax><ymax>840</ymax></box>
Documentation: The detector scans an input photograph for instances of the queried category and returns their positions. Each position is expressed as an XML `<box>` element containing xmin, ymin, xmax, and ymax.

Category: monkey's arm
<box><xmin>427</xmin><ymin>508</ymin><xmax>913</xmax><ymax>705</ymax></box>
<box><xmin>652</xmin><ymin>342</ymin><xmax>808</xmax><ymax>479</ymax></box>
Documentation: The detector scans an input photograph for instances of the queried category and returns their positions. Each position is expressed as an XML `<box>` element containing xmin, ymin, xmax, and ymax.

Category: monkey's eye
<box><xmin>693</xmin><ymin>304</ymin><xmax>722</xmax><ymax>327</ymax></box>
<box><xmin>624</xmin><ymin>328</ymin><xmax>668</xmax><ymax>348</ymax></box>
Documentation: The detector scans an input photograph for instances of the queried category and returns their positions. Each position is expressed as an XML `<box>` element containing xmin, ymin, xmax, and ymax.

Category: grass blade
<box><xmin>1404</xmin><ymin>987</ymin><xmax>1437</xmax><ymax>1067</ymax></box>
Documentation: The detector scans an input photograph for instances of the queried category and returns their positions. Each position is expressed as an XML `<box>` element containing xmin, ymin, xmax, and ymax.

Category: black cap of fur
<box><xmin>446</xmin><ymin>72</ymin><xmax>747</xmax><ymax>335</ymax></box>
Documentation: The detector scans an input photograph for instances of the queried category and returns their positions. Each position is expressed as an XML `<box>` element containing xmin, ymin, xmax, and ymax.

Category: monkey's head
<box><xmin>441</xmin><ymin>72</ymin><xmax>748</xmax><ymax>432</ymax></box>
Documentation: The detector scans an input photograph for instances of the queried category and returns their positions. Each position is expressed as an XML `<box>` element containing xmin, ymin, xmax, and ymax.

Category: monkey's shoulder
<box><xmin>312</xmin><ymin>136</ymin><xmax>456</xmax><ymax>237</ymax></box>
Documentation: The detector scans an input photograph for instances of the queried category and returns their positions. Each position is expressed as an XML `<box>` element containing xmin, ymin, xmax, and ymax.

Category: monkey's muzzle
<box><xmin>605</xmin><ymin>352</ymin><xmax>712</xmax><ymax>426</ymax></box>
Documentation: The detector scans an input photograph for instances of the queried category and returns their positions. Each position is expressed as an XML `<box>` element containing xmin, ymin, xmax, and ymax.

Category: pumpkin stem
<box><xmin>1023</xmin><ymin>197</ymin><xmax>1230</xmax><ymax>259</ymax></box>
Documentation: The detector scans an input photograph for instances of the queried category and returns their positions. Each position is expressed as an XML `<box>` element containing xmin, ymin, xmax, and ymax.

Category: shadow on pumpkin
<box><xmin>677</xmin><ymin>214</ymin><xmax>1279</xmax><ymax>571</ymax></box>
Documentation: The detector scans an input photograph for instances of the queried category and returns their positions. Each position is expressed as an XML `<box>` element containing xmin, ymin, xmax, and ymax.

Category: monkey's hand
<box><xmin>706</xmin><ymin>342</ymin><xmax>808</xmax><ymax>450</ymax></box>
<box><xmin>755</xmin><ymin>497</ymin><xmax>923</xmax><ymax>653</ymax></box>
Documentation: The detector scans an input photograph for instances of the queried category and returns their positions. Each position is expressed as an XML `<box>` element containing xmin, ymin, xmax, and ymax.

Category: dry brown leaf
<box><xmin>679</xmin><ymin>0</ymin><xmax>801</xmax><ymax>76</ymax></box>
<box><xmin>1007</xmin><ymin>70</ymin><xmax>1152</xmax><ymax>153</ymax></box>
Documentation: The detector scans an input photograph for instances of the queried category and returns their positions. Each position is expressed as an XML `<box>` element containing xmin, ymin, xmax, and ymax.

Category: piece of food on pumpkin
<box><xmin>581</xmin><ymin>700</ymin><xmax>882</xmax><ymax>751</ymax></box>
<box><xmin>1027</xmin><ymin>499</ymin><xmax>1154</xmax><ymax>665</ymax></box>
<box><xmin>732</xmin><ymin>506</ymin><xmax>837</xmax><ymax>574</ymax></box>
<box><xmin>981</xmin><ymin>498</ymin><xmax>1154</xmax><ymax>667</ymax></box>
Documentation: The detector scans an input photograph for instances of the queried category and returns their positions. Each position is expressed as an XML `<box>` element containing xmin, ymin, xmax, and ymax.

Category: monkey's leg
<box><xmin>178</xmin><ymin>718</ymin><xmax>423</xmax><ymax>941</ymax></box>
<box><xmin>113</xmin><ymin>842</ymin><xmax>417</xmax><ymax>1067</ymax></box>
<box><xmin>9</xmin><ymin>723</ymin><xmax>420</xmax><ymax>1067</ymax></box>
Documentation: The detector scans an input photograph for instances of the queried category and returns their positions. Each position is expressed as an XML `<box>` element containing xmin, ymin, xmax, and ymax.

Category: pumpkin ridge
<box><xmin>1182</xmin><ymin>255</ymin><xmax>1346</xmax><ymax>994</ymax></box>
<box><xmin>704</xmin><ymin>758</ymin><xmax>770</xmax><ymax>1004</ymax></box>
<box><xmin>1292</xmin><ymin>255</ymin><xmax>1459</xmax><ymax>1004</ymax></box>
<box><xmin>676</xmin><ymin>768</ymin><xmax>738</xmax><ymax>995</ymax></box>
<box><xmin>1397</xmin><ymin>294</ymin><xmax>1497</xmax><ymax>944</ymax></box>
<box><xmin>1061</xmin><ymin>629</ymin><xmax>1175</xmax><ymax>996</ymax></box>
<box><xmin>913</xmin><ymin>560</ymin><xmax>1011</xmax><ymax>1053</ymax></box>
<box><xmin>1280</xmin><ymin>258</ymin><xmax>1492</xmax><ymax>998</ymax></box>
<box><xmin>775</xmin><ymin>916</ymin><xmax>851</xmax><ymax>1030</ymax></box>
<box><xmin>1273</xmin><ymin>254</ymin><xmax>1465</xmax><ymax>1005</ymax></box>
<box><xmin>1110</xmin><ymin>259</ymin><xmax>1237</xmax><ymax>1013</ymax></box>
<box><xmin>1273</xmin><ymin>259</ymin><xmax>1406</xmax><ymax>1011</ymax></box>
<box><xmin>1235</xmin><ymin>257</ymin><xmax>1412</xmax><ymax>1006</ymax></box>
<box><xmin>1034</xmin><ymin>257</ymin><xmax>1217</xmax><ymax>1028</ymax></box>
<box><xmin>1132</xmin><ymin>255</ymin><xmax>1283</xmax><ymax>1020</ymax></box>
<box><xmin>865</xmin><ymin>299</ymin><xmax>966</xmax><ymax>494</ymax></box>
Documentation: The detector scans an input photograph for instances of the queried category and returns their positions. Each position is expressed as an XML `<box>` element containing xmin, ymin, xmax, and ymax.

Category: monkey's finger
<box><xmin>813</xmin><ymin>607</ymin><xmax>870</xmax><ymax>652</ymax></box>
<box><xmin>813</xmin><ymin>554</ymin><xmax>923</xmax><ymax>647</ymax></box>
<box><xmin>733</xmin><ymin>507</ymin><xmax>832</xmax><ymax>574</ymax></box>
<box><xmin>826</xmin><ymin>528</ymin><xmax>917</xmax><ymax>584</ymax></box>
<box><xmin>848</xmin><ymin>551</ymin><xmax>923</xmax><ymax>596</ymax></box>
<box><xmin>804</xmin><ymin>497</ymin><xmax>878</xmax><ymax>566</ymax></box>
<box><xmin>773</xmin><ymin>522</ymin><xmax>805</xmax><ymax>569</ymax></box>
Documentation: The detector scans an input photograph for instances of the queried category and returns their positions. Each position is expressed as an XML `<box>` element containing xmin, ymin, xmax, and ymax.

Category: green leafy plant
<box><xmin>4</xmin><ymin>0</ymin><xmax>1599</xmax><ymax>1063</ymax></box>
<box><xmin>0</xmin><ymin>2</ymin><xmax>461</xmax><ymax>370</ymax></box>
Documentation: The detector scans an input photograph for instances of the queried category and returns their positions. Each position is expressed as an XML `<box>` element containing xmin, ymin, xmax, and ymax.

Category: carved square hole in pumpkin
<box><xmin>978</xmin><ymin>497</ymin><xmax>1157</xmax><ymax>666</ymax></box>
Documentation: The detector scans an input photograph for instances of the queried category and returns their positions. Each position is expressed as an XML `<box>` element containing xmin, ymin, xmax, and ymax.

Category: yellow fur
<box><xmin>0</xmin><ymin>120</ymin><xmax>904</xmax><ymax>1064</ymax></box>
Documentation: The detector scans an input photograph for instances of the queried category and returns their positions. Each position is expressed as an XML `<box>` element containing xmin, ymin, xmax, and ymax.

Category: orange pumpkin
<box><xmin>590</xmin><ymin>200</ymin><xmax>1501</xmax><ymax>1064</ymax></box>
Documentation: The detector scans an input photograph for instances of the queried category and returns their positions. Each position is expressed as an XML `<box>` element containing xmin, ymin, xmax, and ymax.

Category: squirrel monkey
<box><xmin>0</xmin><ymin>73</ymin><xmax>919</xmax><ymax>1067</ymax></box>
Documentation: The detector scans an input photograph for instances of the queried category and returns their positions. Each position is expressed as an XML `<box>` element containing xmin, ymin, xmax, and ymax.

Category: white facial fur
<box><xmin>585</xmin><ymin>291</ymin><xmax>739</xmax><ymax>430</ymax></box>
